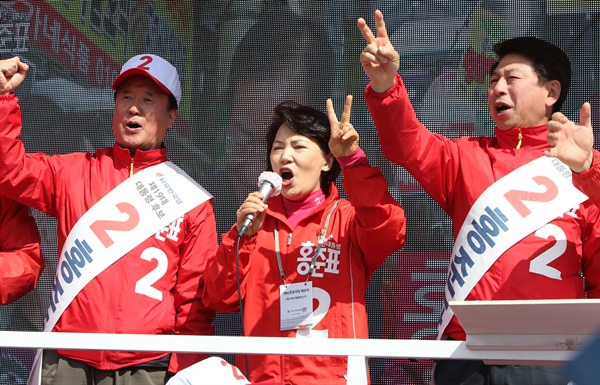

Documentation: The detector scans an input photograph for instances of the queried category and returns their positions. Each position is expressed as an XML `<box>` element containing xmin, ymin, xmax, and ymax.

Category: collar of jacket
<box><xmin>494</xmin><ymin>124</ymin><xmax>549</xmax><ymax>150</ymax></box>
<box><xmin>266</xmin><ymin>182</ymin><xmax>340</xmax><ymax>226</ymax></box>
<box><xmin>111</xmin><ymin>142</ymin><xmax>169</xmax><ymax>172</ymax></box>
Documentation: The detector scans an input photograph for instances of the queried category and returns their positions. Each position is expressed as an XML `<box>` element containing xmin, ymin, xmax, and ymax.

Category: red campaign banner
<box><xmin>462</xmin><ymin>47</ymin><xmax>496</xmax><ymax>85</ymax></box>
<box><xmin>0</xmin><ymin>1</ymin><xmax>120</xmax><ymax>88</ymax></box>
<box><xmin>380</xmin><ymin>251</ymin><xmax>449</xmax><ymax>385</ymax></box>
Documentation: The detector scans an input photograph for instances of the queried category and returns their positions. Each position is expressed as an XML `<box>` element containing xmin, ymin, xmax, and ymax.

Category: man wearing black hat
<box><xmin>358</xmin><ymin>9</ymin><xmax>600</xmax><ymax>385</ymax></box>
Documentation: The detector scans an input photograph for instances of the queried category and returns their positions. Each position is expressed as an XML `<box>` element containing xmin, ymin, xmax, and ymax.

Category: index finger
<box><xmin>357</xmin><ymin>17</ymin><xmax>376</xmax><ymax>44</ymax></box>
<box><xmin>326</xmin><ymin>98</ymin><xmax>339</xmax><ymax>125</ymax></box>
<box><xmin>340</xmin><ymin>95</ymin><xmax>353</xmax><ymax>124</ymax></box>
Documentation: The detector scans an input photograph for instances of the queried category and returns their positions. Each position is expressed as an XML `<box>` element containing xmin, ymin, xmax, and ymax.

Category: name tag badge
<box><xmin>280</xmin><ymin>281</ymin><xmax>313</xmax><ymax>331</ymax></box>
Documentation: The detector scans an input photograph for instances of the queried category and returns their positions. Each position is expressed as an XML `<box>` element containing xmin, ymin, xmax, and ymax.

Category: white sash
<box><xmin>29</xmin><ymin>161</ymin><xmax>212</xmax><ymax>385</ymax></box>
<box><xmin>437</xmin><ymin>156</ymin><xmax>588</xmax><ymax>339</ymax></box>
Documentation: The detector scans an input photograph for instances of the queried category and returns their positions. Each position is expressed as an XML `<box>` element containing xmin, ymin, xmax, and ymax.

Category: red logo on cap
<box><xmin>137</xmin><ymin>55</ymin><xmax>153</xmax><ymax>71</ymax></box>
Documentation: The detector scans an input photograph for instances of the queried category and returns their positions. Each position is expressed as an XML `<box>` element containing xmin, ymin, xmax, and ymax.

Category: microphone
<box><xmin>238</xmin><ymin>171</ymin><xmax>283</xmax><ymax>238</ymax></box>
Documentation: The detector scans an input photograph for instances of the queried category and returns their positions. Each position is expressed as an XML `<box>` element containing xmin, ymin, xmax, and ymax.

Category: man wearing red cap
<box><xmin>0</xmin><ymin>54</ymin><xmax>218</xmax><ymax>384</ymax></box>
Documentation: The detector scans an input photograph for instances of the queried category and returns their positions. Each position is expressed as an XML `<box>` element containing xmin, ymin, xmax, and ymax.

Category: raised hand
<box><xmin>357</xmin><ymin>9</ymin><xmax>400</xmax><ymax>93</ymax></box>
<box><xmin>545</xmin><ymin>102</ymin><xmax>594</xmax><ymax>173</ymax></box>
<box><xmin>0</xmin><ymin>57</ymin><xmax>29</xmax><ymax>95</ymax></box>
<box><xmin>327</xmin><ymin>95</ymin><xmax>359</xmax><ymax>158</ymax></box>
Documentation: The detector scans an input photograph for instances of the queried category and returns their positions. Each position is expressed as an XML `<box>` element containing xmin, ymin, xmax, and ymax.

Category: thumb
<box><xmin>580</xmin><ymin>102</ymin><xmax>592</xmax><ymax>129</ymax></box>
<box><xmin>18</xmin><ymin>59</ymin><xmax>29</xmax><ymax>73</ymax></box>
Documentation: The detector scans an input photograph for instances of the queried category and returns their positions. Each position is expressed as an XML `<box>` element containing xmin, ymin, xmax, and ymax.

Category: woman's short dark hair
<box><xmin>489</xmin><ymin>36</ymin><xmax>571</xmax><ymax>112</ymax></box>
<box><xmin>266</xmin><ymin>100</ymin><xmax>341</xmax><ymax>195</ymax></box>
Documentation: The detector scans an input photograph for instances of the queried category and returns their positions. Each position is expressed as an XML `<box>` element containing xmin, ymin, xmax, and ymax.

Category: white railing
<box><xmin>0</xmin><ymin>331</ymin><xmax>578</xmax><ymax>384</ymax></box>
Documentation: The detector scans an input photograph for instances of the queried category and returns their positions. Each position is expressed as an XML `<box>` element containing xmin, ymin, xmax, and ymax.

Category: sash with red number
<box><xmin>28</xmin><ymin>161</ymin><xmax>211</xmax><ymax>385</ymax></box>
<box><xmin>437</xmin><ymin>156</ymin><xmax>588</xmax><ymax>339</ymax></box>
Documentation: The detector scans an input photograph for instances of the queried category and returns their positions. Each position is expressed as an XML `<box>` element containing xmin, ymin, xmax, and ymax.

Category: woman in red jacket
<box><xmin>202</xmin><ymin>97</ymin><xmax>406</xmax><ymax>385</ymax></box>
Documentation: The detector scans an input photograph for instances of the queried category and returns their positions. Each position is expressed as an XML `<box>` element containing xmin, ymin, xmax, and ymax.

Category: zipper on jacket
<box><xmin>515</xmin><ymin>130</ymin><xmax>522</xmax><ymax>150</ymax></box>
<box><xmin>129</xmin><ymin>161</ymin><xmax>134</xmax><ymax>177</ymax></box>
<box><xmin>287</xmin><ymin>232</ymin><xmax>293</xmax><ymax>246</ymax></box>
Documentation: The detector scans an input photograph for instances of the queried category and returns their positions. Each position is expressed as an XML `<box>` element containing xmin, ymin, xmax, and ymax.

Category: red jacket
<box><xmin>365</xmin><ymin>75</ymin><xmax>600</xmax><ymax>340</ymax></box>
<box><xmin>573</xmin><ymin>148</ymin><xmax>600</xmax><ymax>208</ymax></box>
<box><xmin>202</xmin><ymin>166</ymin><xmax>406</xmax><ymax>385</ymax></box>
<box><xmin>0</xmin><ymin>194</ymin><xmax>43</xmax><ymax>304</ymax></box>
<box><xmin>0</xmin><ymin>94</ymin><xmax>217</xmax><ymax>373</ymax></box>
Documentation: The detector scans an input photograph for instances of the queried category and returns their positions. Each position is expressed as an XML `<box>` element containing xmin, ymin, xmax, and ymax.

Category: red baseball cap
<box><xmin>112</xmin><ymin>54</ymin><xmax>181</xmax><ymax>107</ymax></box>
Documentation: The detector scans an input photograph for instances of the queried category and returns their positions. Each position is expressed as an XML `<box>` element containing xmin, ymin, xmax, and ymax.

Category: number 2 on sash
<box><xmin>89</xmin><ymin>202</ymin><xmax>169</xmax><ymax>301</ymax></box>
<box><xmin>503</xmin><ymin>176</ymin><xmax>558</xmax><ymax>218</ymax></box>
<box><xmin>135</xmin><ymin>247</ymin><xmax>168</xmax><ymax>301</ymax></box>
<box><xmin>89</xmin><ymin>202</ymin><xmax>140</xmax><ymax>248</ymax></box>
<box><xmin>530</xmin><ymin>224</ymin><xmax>565</xmax><ymax>280</ymax></box>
